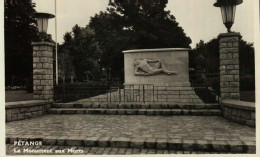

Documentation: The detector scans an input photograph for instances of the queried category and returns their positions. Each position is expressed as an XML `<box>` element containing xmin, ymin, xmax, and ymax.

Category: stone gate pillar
<box><xmin>218</xmin><ymin>33</ymin><xmax>241</xmax><ymax>100</ymax></box>
<box><xmin>32</xmin><ymin>42</ymin><xmax>55</xmax><ymax>103</ymax></box>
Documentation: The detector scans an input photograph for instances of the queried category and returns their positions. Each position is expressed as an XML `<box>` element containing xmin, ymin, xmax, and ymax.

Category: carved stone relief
<box><xmin>134</xmin><ymin>59</ymin><xmax>178</xmax><ymax>76</ymax></box>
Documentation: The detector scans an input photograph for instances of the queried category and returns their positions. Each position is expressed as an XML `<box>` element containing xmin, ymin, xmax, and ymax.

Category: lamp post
<box><xmin>35</xmin><ymin>11</ymin><xmax>58</xmax><ymax>85</ymax></box>
<box><xmin>215</xmin><ymin>0</ymin><xmax>242</xmax><ymax>100</ymax></box>
<box><xmin>32</xmin><ymin>12</ymin><xmax>56</xmax><ymax>102</ymax></box>
<box><xmin>35</xmin><ymin>12</ymin><xmax>55</xmax><ymax>34</ymax></box>
<box><xmin>214</xmin><ymin>0</ymin><xmax>243</xmax><ymax>33</ymax></box>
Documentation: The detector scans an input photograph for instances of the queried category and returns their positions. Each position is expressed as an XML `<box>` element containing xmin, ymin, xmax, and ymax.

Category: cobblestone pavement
<box><xmin>6</xmin><ymin>115</ymin><xmax>255</xmax><ymax>154</ymax></box>
<box><xmin>6</xmin><ymin>144</ymin><xmax>235</xmax><ymax>155</ymax></box>
<box><xmin>6</xmin><ymin>114</ymin><xmax>255</xmax><ymax>141</ymax></box>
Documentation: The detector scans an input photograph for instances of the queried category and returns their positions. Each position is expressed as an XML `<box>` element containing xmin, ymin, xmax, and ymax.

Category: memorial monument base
<box><xmin>122</xmin><ymin>84</ymin><xmax>203</xmax><ymax>104</ymax></box>
<box><xmin>122</xmin><ymin>48</ymin><xmax>204</xmax><ymax>104</ymax></box>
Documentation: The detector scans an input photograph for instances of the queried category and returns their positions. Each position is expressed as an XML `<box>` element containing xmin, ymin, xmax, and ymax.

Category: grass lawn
<box><xmin>240</xmin><ymin>91</ymin><xmax>255</xmax><ymax>102</ymax></box>
<box><xmin>5</xmin><ymin>90</ymin><xmax>33</xmax><ymax>102</ymax></box>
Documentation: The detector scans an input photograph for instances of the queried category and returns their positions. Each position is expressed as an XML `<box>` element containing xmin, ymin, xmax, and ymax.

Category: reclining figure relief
<box><xmin>134</xmin><ymin>59</ymin><xmax>178</xmax><ymax>76</ymax></box>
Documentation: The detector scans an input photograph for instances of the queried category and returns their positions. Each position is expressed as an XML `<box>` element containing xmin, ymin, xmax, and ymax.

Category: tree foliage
<box><xmin>4</xmin><ymin>0</ymin><xmax>39</xmax><ymax>86</ymax></box>
<box><xmin>239</xmin><ymin>40</ymin><xmax>255</xmax><ymax>76</ymax></box>
<box><xmin>59</xmin><ymin>25</ymin><xmax>102</xmax><ymax>82</ymax></box>
<box><xmin>190</xmin><ymin>39</ymin><xmax>219</xmax><ymax>75</ymax></box>
<box><xmin>88</xmin><ymin>0</ymin><xmax>191</xmax><ymax>81</ymax></box>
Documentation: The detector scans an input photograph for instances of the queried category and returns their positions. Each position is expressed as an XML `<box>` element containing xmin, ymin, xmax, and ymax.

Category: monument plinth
<box><xmin>123</xmin><ymin>48</ymin><xmax>191</xmax><ymax>86</ymax></box>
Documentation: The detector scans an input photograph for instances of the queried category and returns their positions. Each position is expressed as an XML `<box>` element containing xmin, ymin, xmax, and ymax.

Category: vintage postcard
<box><xmin>1</xmin><ymin>0</ymin><xmax>259</xmax><ymax>156</ymax></box>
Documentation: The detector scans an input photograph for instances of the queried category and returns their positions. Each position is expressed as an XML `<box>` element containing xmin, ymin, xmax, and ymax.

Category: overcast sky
<box><xmin>32</xmin><ymin>0</ymin><xmax>254</xmax><ymax>48</ymax></box>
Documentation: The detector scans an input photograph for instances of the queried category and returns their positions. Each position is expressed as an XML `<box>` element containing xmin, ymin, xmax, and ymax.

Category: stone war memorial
<box><xmin>4</xmin><ymin>0</ymin><xmax>256</xmax><ymax>155</ymax></box>
<box><xmin>122</xmin><ymin>48</ymin><xmax>205</xmax><ymax>104</ymax></box>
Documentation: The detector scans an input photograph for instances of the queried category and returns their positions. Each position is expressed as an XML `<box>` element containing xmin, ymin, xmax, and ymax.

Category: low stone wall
<box><xmin>6</xmin><ymin>100</ymin><xmax>51</xmax><ymax>122</ymax></box>
<box><xmin>222</xmin><ymin>100</ymin><xmax>255</xmax><ymax>127</ymax></box>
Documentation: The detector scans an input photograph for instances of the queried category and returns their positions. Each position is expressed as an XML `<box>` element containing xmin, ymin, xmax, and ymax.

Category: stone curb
<box><xmin>6</xmin><ymin>136</ymin><xmax>255</xmax><ymax>153</ymax></box>
<box><xmin>221</xmin><ymin>100</ymin><xmax>255</xmax><ymax>111</ymax></box>
<box><xmin>6</xmin><ymin>100</ymin><xmax>48</xmax><ymax>109</ymax></box>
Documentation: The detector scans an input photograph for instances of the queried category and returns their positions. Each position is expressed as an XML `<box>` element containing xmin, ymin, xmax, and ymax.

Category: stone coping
<box><xmin>218</xmin><ymin>32</ymin><xmax>241</xmax><ymax>38</ymax></box>
<box><xmin>123</xmin><ymin>48</ymin><xmax>190</xmax><ymax>53</ymax></box>
<box><xmin>5</xmin><ymin>100</ymin><xmax>48</xmax><ymax>109</ymax></box>
<box><xmin>222</xmin><ymin>100</ymin><xmax>255</xmax><ymax>111</ymax></box>
<box><xmin>31</xmin><ymin>41</ymin><xmax>55</xmax><ymax>47</ymax></box>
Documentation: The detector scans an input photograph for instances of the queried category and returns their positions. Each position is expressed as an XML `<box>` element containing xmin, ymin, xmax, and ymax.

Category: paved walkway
<box><xmin>6</xmin><ymin>115</ymin><xmax>256</xmax><ymax>154</ymax></box>
<box><xmin>6</xmin><ymin>114</ymin><xmax>255</xmax><ymax>140</ymax></box>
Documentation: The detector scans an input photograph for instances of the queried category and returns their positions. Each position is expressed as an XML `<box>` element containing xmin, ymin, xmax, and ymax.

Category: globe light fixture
<box><xmin>35</xmin><ymin>12</ymin><xmax>55</xmax><ymax>33</ymax></box>
<box><xmin>214</xmin><ymin>0</ymin><xmax>243</xmax><ymax>33</ymax></box>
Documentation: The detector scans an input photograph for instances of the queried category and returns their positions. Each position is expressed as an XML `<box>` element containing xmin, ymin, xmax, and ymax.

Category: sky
<box><xmin>32</xmin><ymin>0</ymin><xmax>255</xmax><ymax>48</ymax></box>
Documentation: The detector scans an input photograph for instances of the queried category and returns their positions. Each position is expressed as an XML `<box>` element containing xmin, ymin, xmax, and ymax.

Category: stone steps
<box><xmin>6</xmin><ymin>136</ymin><xmax>255</xmax><ymax>153</ymax></box>
<box><xmin>48</xmin><ymin>108</ymin><xmax>222</xmax><ymax>116</ymax></box>
<box><xmin>52</xmin><ymin>103</ymin><xmax>220</xmax><ymax>110</ymax></box>
<box><xmin>50</xmin><ymin>102</ymin><xmax>221</xmax><ymax>116</ymax></box>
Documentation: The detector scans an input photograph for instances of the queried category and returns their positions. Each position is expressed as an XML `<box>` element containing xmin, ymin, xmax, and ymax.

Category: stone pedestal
<box><xmin>123</xmin><ymin>48</ymin><xmax>190</xmax><ymax>86</ymax></box>
<box><xmin>218</xmin><ymin>33</ymin><xmax>240</xmax><ymax>100</ymax></box>
<box><xmin>32</xmin><ymin>42</ymin><xmax>55</xmax><ymax>103</ymax></box>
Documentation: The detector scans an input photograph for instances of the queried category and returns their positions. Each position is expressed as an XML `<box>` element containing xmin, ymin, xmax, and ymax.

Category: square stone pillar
<box><xmin>218</xmin><ymin>33</ymin><xmax>241</xmax><ymax>100</ymax></box>
<box><xmin>32</xmin><ymin>42</ymin><xmax>55</xmax><ymax>103</ymax></box>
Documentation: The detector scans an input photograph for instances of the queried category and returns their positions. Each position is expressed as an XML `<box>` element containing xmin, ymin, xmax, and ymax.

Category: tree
<box><xmin>59</xmin><ymin>25</ymin><xmax>102</xmax><ymax>82</ymax></box>
<box><xmin>4</xmin><ymin>0</ymin><xmax>39</xmax><ymax>86</ymax></box>
<box><xmin>89</xmin><ymin>0</ymin><xmax>191</xmax><ymax>81</ymax></box>
<box><xmin>238</xmin><ymin>40</ymin><xmax>255</xmax><ymax>91</ymax></box>
<box><xmin>190</xmin><ymin>39</ymin><xmax>219</xmax><ymax>75</ymax></box>
<box><xmin>239</xmin><ymin>40</ymin><xmax>255</xmax><ymax>76</ymax></box>
<box><xmin>89</xmin><ymin>12</ymin><xmax>127</xmax><ymax>81</ymax></box>
<box><xmin>58</xmin><ymin>50</ymin><xmax>76</xmax><ymax>82</ymax></box>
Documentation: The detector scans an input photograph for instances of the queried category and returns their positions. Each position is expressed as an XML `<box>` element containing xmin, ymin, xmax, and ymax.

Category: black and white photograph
<box><xmin>1</xmin><ymin>0</ymin><xmax>259</xmax><ymax>156</ymax></box>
